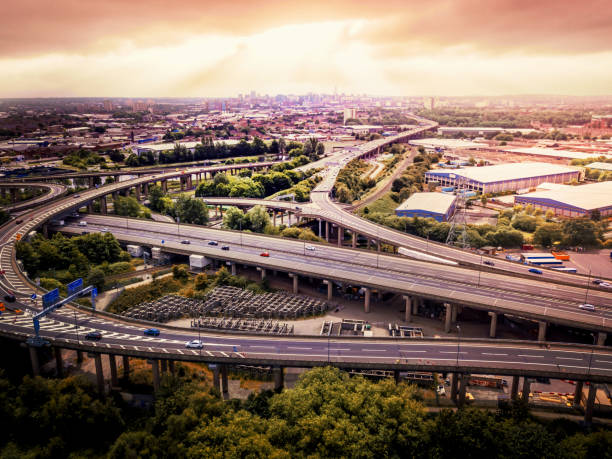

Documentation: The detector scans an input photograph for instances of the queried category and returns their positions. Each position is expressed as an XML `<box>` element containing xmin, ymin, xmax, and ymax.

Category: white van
<box><xmin>78</xmin><ymin>221</ymin><xmax>87</xmax><ymax>227</ymax></box>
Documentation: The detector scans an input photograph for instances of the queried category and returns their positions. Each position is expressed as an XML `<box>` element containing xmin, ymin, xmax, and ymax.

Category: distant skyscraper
<box><xmin>343</xmin><ymin>108</ymin><xmax>357</xmax><ymax>124</ymax></box>
<box><xmin>103</xmin><ymin>99</ymin><xmax>113</xmax><ymax>112</ymax></box>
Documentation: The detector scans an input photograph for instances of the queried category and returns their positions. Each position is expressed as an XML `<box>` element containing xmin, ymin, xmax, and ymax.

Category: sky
<box><xmin>1</xmin><ymin>0</ymin><xmax>611</xmax><ymax>98</ymax></box>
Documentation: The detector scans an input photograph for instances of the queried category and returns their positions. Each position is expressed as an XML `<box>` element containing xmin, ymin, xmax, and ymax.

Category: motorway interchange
<box><xmin>1</xmin><ymin>118</ymin><xmax>612</xmax><ymax>417</ymax></box>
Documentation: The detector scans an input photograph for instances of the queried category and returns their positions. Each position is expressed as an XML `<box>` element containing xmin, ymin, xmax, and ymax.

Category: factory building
<box><xmin>424</xmin><ymin>162</ymin><xmax>581</xmax><ymax>194</ymax></box>
<box><xmin>514</xmin><ymin>181</ymin><xmax>612</xmax><ymax>218</ymax></box>
<box><xmin>395</xmin><ymin>192</ymin><xmax>457</xmax><ymax>222</ymax></box>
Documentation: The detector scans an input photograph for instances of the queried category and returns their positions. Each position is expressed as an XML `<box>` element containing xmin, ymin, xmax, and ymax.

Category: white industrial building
<box><xmin>425</xmin><ymin>162</ymin><xmax>582</xmax><ymax>194</ymax></box>
<box><xmin>395</xmin><ymin>192</ymin><xmax>457</xmax><ymax>222</ymax></box>
<box><xmin>514</xmin><ymin>181</ymin><xmax>612</xmax><ymax>218</ymax></box>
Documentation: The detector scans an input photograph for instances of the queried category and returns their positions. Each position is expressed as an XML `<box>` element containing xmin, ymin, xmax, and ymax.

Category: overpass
<box><xmin>0</xmin><ymin>182</ymin><xmax>67</xmax><ymax>212</ymax></box>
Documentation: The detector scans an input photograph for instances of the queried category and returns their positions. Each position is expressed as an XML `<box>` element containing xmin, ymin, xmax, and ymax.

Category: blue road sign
<box><xmin>91</xmin><ymin>287</ymin><xmax>98</xmax><ymax>298</ymax></box>
<box><xmin>42</xmin><ymin>288</ymin><xmax>59</xmax><ymax>307</ymax></box>
<box><xmin>30</xmin><ymin>293</ymin><xmax>37</xmax><ymax>300</ymax></box>
<box><xmin>67</xmin><ymin>278</ymin><xmax>83</xmax><ymax>295</ymax></box>
<box><xmin>161</xmin><ymin>239</ymin><xmax>165</xmax><ymax>244</ymax></box>
<box><xmin>33</xmin><ymin>319</ymin><xmax>40</xmax><ymax>335</ymax></box>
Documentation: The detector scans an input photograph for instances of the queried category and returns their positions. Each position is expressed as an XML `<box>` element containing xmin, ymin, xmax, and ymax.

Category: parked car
<box><xmin>221</xmin><ymin>245</ymin><xmax>230</xmax><ymax>251</ymax></box>
<box><xmin>579</xmin><ymin>304</ymin><xmax>596</xmax><ymax>312</ymax></box>
<box><xmin>185</xmin><ymin>340</ymin><xmax>203</xmax><ymax>349</ymax></box>
<box><xmin>260</xmin><ymin>252</ymin><xmax>270</xmax><ymax>257</ymax></box>
<box><xmin>208</xmin><ymin>241</ymin><xmax>218</xmax><ymax>246</ymax></box>
<box><xmin>85</xmin><ymin>331</ymin><xmax>102</xmax><ymax>341</ymax></box>
<box><xmin>181</xmin><ymin>240</ymin><xmax>191</xmax><ymax>244</ymax></box>
<box><xmin>144</xmin><ymin>328</ymin><xmax>160</xmax><ymax>336</ymax></box>
<box><xmin>528</xmin><ymin>268</ymin><xmax>543</xmax><ymax>274</ymax></box>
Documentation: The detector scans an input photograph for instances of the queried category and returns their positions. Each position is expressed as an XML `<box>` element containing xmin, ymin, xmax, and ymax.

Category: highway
<box><xmin>2</xmin><ymin>302</ymin><xmax>612</xmax><ymax>382</ymax></box>
<box><xmin>56</xmin><ymin>215</ymin><xmax>612</xmax><ymax>332</ymax></box>
<box><xmin>0</xmin><ymin>182</ymin><xmax>67</xmax><ymax>212</ymax></box>
<box><xmin>0</xmin><ymin>117</ymin><xmax>611</xmax><ymax>385</ymax></box>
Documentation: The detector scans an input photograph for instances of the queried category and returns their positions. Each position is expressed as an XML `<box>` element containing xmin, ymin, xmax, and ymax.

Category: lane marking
<box><xmin>556</xmin><ymin>357</ymin><xmax>583</xmax><ymax>361</ymax></box>
<box><xmin>482</xmin><ymin>353</ymin><xmax>508</xmax><ymax>356</ymax></box>
<box><xmin>518</xmin><ymin>354</ymin><xmax>544</xmax><ymax>358</ymax></box>
<box><xmin>287</xmin><ymin>347</ymin><xmax>312</xmax><ymax>350</ymax></box>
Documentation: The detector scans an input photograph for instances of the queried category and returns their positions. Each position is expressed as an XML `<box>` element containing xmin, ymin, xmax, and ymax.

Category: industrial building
<box><xmin>504</xmin><ymin>146</ymin><xmax>612</xmax><ymax>161</ymax></box>
<box><xmin>585</xmin><ymin>162</ymin><xmax>612</xmax><ymax>172</ymax></box>
<box><xmin>409</xmin><ymin>138</ymin><xmax>486</xmax><ymax>152</ymax></box>
<box><xmin>424</xmin><ymin>162</ymin><xmax>581</xmax><ymax>194</ymax></box>
<box><xmin>395</xmin><ymin>192</ymin><xmax>457</xmax><ymax>222</ymax></box>
<box><xmin>514</xmin><ymin>181</ymin><xmax>612</xmax><ymax>218</ymax></box>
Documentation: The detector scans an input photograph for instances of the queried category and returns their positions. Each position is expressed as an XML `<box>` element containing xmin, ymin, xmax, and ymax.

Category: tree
<box><xmin>562</xmin><ymin>218</ymin><xmax>600</xmax><ymax>247</ymax></box>
<box><xmin>174</xmin><ymin>194</ymin><xmax>209</xmax><ymax>225</ymax></box>
<box><xmin>222</xmin><ymin>206</ymin><xmax>246</xmax><ymax>230</ymax></box>
<box><xmin>533</xmin><ymin>223</ymin><xmax>564</xmax><ymax>247</ymax></box>
<box><xmin>108</xmin><ymin>150</ymin><xmax>125</xmax><ymax>163</ymax></box>
<box><xmin>113</xmin><ymin>196</ymin><xmax>141</xmax><ymax>217</ymax></box>
<box><xmin>511</xmin><ymin>215</ymin><xmax>537</xmax><ymax>232</ymax></box>
<box><xmin>148</xmin><ymin>185</ymin><xmax>166</xmax><ymax>212</ymax></box>
<box><xmin>246</xmin><ymin>205</ymin><xmax>271</xmax><ymax>233</ymax></box>
<box><xmin>86</xmin><ymin>267</ymin><xmax>106</xmax><ymax>291</ymax></box>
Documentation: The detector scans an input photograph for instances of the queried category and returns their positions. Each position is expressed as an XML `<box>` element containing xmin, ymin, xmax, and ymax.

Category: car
<box><xmin>73</xmin><ymin>194</ymin><xmax>81</xmax><ymax>198</ymax></box>
<box><xmin>260</xmin><ymin>251</ymin><xmax>270</xmax><ymax>257</ymax></box>
<box><xmin>144</xmin><ymin>328</ymin><xmax>160</xmax><ymax>336</ymax></box>
<box><xmin>81</xmin><ymin>231</ymin><xmax>89</xmax><ymax>235</ymax></box>
<box><xmin>100</xmin><ymin>227</ymin><xmax>108</xmax><ymax>232</ymax></box>
<box><xmin>15</xmin><ymin>219</ymin><xmax>23</xmax><ymax>224</ymax></box>
<box><xmin>3</xmin><ymin>294</ymin><xmax>15</xmax><ymax>302</ymax></box>
<box><xmin>185</xmin><ymin>340</ymin><xmax>203</xmax><ymax>349</ymax></box>
<box><xmin>599</xmin><ymin>282</ymin><xmax>612</xmax><ymax>289</ymax></box>
<box><xmin>592</xmin><ymin>279</ymin><xmax>603</xmax><ymax>285</ymax></box>
<box><xmin>221</xmin><ymin>245</ymin><xmax>230</xmax><ymax>251</ymax></box>
<box><xmin>181</xmin><ymin>240</ymin><xmax>191</xmax><ymax>244</ymax></box>
<box><xmin>85</xmin><ymin>331</ymin><xmax>102</xmax><ymax>340</ymax></box>
<box><xmin>483</xmin><ymin>260</ymin><xmax>494</xmax><ymax>266</ymax></box>
<box><xmin>305</xmin><ymin>245</ymin><xmax>315</xmax><ymax>251</ymax></box>
<box><xmin>528</xmin><ymin>268</ymin><xmax>543</xmax><ymax>274</ymax></box>
<box><xmin>208</xmin><ymin>241</ymin><xmax>218</xmax><ymax>246</ymax></box>
<box><xmin>579</xmin><ymin>303</ymin><xmax>596</xmax><ymax>312</ymax></box>
<box><xmin>78</xmin><ymin>221</ymin><xmax>87</xmax><ymax>227</ymax></box>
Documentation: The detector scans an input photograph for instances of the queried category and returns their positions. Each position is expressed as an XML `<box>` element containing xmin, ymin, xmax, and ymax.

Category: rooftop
<box><xmin>516</xmin><ymin>181</ymin><xmax>612</xmax><ymax>211</ymax></box>
<box><xmin>505</xmin><ymin>146</ymin><xmax>612</xmax><ymax>161</ymax></box>
<box><xmin>585</xmin><ymin>162</ymin><xmax>612</xmax><ymax>171</ymax></box>
<box><xmin>427</xmin><ymin>162</ymin><xmax>579</xmax><ymax>184</ymax></box>
<box><xmin>396</xmin><ymin>192</ymin><xmax>457</xmax><ymax>215</ymax></box>
<box><xmin>409</xmin><ymin>138</ymin><xmax>487</xmax><ymax>149</ymax></box>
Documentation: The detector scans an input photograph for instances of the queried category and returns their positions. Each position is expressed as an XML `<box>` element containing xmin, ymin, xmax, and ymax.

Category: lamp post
<box><xmin>585</xmin><ymin>268</ymin><xmax>591</xmax><ymax>304</ymax></box>
<box><xmin>176</xmin><ymin>216</ymin><xmax>180</xmax><ymax>238</ymax></box>
<box><xmin>456</xmin><ymin>324</ymin><xmax>461</xmax><ymax>368</ymax></box>
<box><xmin>478</xmin><ymin>253</ymin><xmax>483</xmax><ymax>287</ymax></box>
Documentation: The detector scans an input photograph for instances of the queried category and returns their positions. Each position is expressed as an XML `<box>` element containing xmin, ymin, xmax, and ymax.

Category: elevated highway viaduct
<box><xmin>0</xmin><ymin>182</ymin><xmax>67</xmax><ymax>213</ymax></box>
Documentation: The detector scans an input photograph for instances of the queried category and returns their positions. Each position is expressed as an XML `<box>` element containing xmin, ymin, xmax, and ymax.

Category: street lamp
<box><xmin>585</xmin><ymin>268</ymin><xmax>592</xmax><ymax>304</ymax></box>
<box><xmin>176</xmin><ymin>216</ymin><xmax>180</xmax><ymax>238</ymax></box>
<box><xmin>478</xmin><ymin>253</ymin><xmax>483</xmax><ymax>287</ymax></box>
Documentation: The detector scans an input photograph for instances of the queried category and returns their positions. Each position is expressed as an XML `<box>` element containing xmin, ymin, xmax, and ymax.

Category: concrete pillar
<box><xmin>280</xmin><ymin>211</ymin><xmax>284</xmax><ymax>225</ymax></box>
<box><xmin>287</xmin><ymin>212</ymin><xmax>292</xmax><ymax>226</ymax></box>
<box><xmin>10</xmin><ymin>188</ymin><xmax>17</xmax><ymax>203</ymax></box>
<box><xmin>537</xmin><ymin>321</ymin><xmax>547</xmax><ymax>342</ymax></box>
<box><xmin>122</xmin><ymin>355</ymin><xmax>130</xmax><ymax>381</ymax></box>
<box><xmin>412</xmin><ymin>298</ymin><xmax>419</xmax><ymax>315</ymax></box>
<box><xmin>143</xmin><ymin>183</ymin><xmax>148</xmax><ymax>196</ymax></box>
<box><xmin>376</xmin><ymin>240</ymin><xmax>381</xmax><ymax>252</ymax></box>
<box><xmin>231</xmin><ymin>263</ymin><xmax>237</xmax><ymax>276</ymax></box>
<box><xmin>42</xmin><ymin>223</ymin><xmax>49</xmax><ymax>238</ymax></box>
<box><xmin>573</xmin><ymin>381</ymin><xmax>583</xmax><ymax>407</ymax></box>
<box><xmin>151</xmin><ymin>359</ymin><xmax>160</xmax><ymax>392</ymax></box>
<box><xmin>318</xmin><ymin>219</ymin><xmax>322</xmax><ymax>237</ymax></box>
<box><xmin>29</xmin><ymin>346</ymin><xmax>40</xmax><ymax>376</ymax></box>
<box><xmin>451</xmin><ymin>304</ymin><xmax>458</xmax><ymax>323</ymax></box>
<box><xmin>444</xmin><ymin>303</ymin><xmax>452</xmax><ymax>333</ymax></box>
<box><xmin>367</xmin><ymin>239</ymin><xmax>371</xmax><ymax>249</ymax></box>
<box><xmin>160</xmin><ymin>360</ymin><xmax>168</xmax><ymax>374</ymax></box>
<box><xmin>325</xmin><ymin>221</ymin><xmax>329</xmax><ymax>242</ymax></box>
<box><xmin>597</xmin><ymin>332</ymin><xmax>607</xmax><ymax>346</ymax></box>
<box><xmin>87</xmin><ymin>202</ymin><xmax>93</xmax><ymax>213</ymax></box>
<box><xmin>521</xmin><ymin>378</ymin><xmax>531</xmax><ymax>402</ymax></box>
<box><xmin>403</xmin><ymin>295</ymin><xmax>412</xmax><ymax>322</ymax></box>
<box><xmin>221</xmin><ymin>365</ymin><xmax>229</xmax><ymax>400</ymax></box>
<box><xmin>458</xmin><ymin>374</ymin><xmax>468</xmax><ymax>407</ymax></box>
<box><xmin>273</xmin><ymin>211</ymin><xmax>277</xmax><ymax>227</ymax></box>
<box><xmin>290</xmin><ymin>273</ymin><xmax>298</xmax><ymax>294</ymax></box>
<box><xmin>168</xmin><ymin>360</ymin><xmax>175</xmax><ymax>375</ymax></box>
<box><xmin>273</xmin><ymin>366</ymin><xmax>284</xmax><ymax>391</ymax></box>
<box><xmin>77</xmin><ymin>350</ymin><xmax>84</xmax><ymax>363</ymax></box>
<box><xmin>260</xmin><ymin>267</ymin><xmax>266</xmax><ymax>281</ymax></box>
<box><xmin>394</xmin><ymin>370</ymin><xmax>401</xmax><ymax>384</ymax></box>
<box><xmin>94</xmin><ymin>354</ymin><xmax>104</xmax><ymax>394</ymax></box>
<box><xmin>352</xmin><ymin>231</ymin><xmax>357</xmax><ymax>248</ymax></box>
<box><xmin>109</xmin><ymin>354</ymin><xmax>118</xmax><ymax>387</ymax></box>
<box><xmin>54</xmin><ymin>347</ymin><xmax>63</xmax><ymax>378</ymax></box>
<box><xmin>511</xmin><ymin>376</ymin><xmax>519</xmax><ymax>400</ymax></box>
<box><xmin>488</xmin><ymin>312</ymin><xmax>498</xmax><ymax>339</ymax></box>
<box><xmin>100</xmin><ymin>196</ymin><xmax>107</xmax><ymax>214</ymax></box>
<box><xmin>450</xmin><ymin>373</ymin><xmax>459</xmax><ymax>402</ymax></box>
<box><xmin>89</xmin><ymin>176</ymin><xmax>94</xmax><ymax>188</ymax></box>
<box><xmin>212</xmin><ymin>365</ymin><xmax>221</xmax><ymax>394</ymax></box>
<box><xmin>337</xmin><ymin>226</ymin><xmax>343</xmax><ymax>247</ymax></box>
<box><xmin>326</xmin><ymin>280</ymin><xmax>333</xmax><ymax>300</ymax></box>
<box><xmin>584</xmin><ymin>383</ymin><xmax>597</xmax><ymax>424</ymax></box>
<box><xmin>364</xmin><ymin>287</ymin><xmax>371</xmax><ymax>313</ymax></box>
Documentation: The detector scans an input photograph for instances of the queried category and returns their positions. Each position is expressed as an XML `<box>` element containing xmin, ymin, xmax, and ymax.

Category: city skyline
<box><xmin>1</xmin><ymin>0</ymin><xmax>611</xmax><ymax>98</ymax></box>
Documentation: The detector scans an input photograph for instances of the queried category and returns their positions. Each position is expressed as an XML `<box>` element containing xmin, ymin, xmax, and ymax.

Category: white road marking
<box><xmin>287</xmin><ymin>347</ymin><xmax>312</xmax><ymax>350</ymax></box>
<box><xmin>518</xmin><ymin>354</ymin><xmax>544</xmax><ymax>358</ymax></box>
<box><xmin>482</xmin><ymin>353</ymin><xmax>508</xmax><ymax>356</ymax></box>
<box><xmin>556</xmin><ymin>357</ymin><xmax>583</xmax><ymax>361</ymax></box>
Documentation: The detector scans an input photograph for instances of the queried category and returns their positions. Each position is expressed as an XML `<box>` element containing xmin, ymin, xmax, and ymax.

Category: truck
<box><xmin>189</xmin><ymin>254</ymin><xmax>211</xmax><ymax>271</ymax></box>
<box><xmin>126</xmin><ymin>245</ymin><xmax>143</xmax><ymax>257</ymax></box>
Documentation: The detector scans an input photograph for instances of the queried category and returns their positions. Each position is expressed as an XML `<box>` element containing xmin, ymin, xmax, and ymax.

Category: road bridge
<box><xmin>0</xmin><ymin>182</ymin><xmax>67</xmax><ymax>212</ymax></box>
